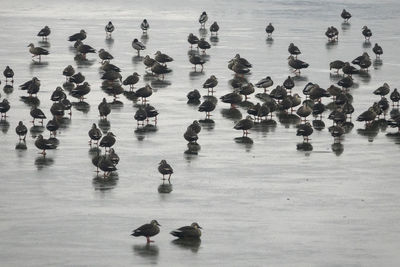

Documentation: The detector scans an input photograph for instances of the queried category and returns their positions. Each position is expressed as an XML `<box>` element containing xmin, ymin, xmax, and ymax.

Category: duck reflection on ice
<box><xmin>3</xmin><ymin>84</ymin><xmax>13</xmax><ymax>94</ymax></box>
<box><xmin>92</xmin><ymin>174</ymin><xmax>118</xmax><ymax>191</ymax></box>
<box><xmin>0</xmin><ymin>119</ymin><xmax>10</xmax><ymax>133</ymax></box>
<box><xmin>72</xmin><ymin>101</ymin><xmax>90</xmax><ymax>113</ymax></box>
<box><xmin>158</xmin><ymin>183</ymin><xmax>173</xmax><ymax>194</ymax></box>
<box><xmin>34</xmin><ymin>156</ymin><xmax>54</xmax><ymax>170</ymax></box>
<box><xmin>30</xmin><ymin>125</ymin><xmax>45</xmax><ymax>138</ymax></box>
<box><xmin>331</xmin><ymin>143</ymin><xmax>344</xmax><ymax>156</ymax></box>
<box><xmin>132</xmin><ymin>244</ymin><xmax>159</xmax><ymax>263</ymax></box>
<box><xmin>171</xmin><ymin>238</ymin><xmax>201</xmax><ymax>253</ymax></box>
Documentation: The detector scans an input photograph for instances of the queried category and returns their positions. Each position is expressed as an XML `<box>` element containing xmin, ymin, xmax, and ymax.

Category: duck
<box><xmin>70</xmin><ymin>82</ymin><xmax>91</xmax><ymax>101</ymax></box>
<box><xmin>283</xmin><ymin>76</ymin><xmax>295</xmax><ymax>91</ymax></box>
<box><xmin>98</xmin><ymin>49</ymin><xmax>113</xmax><ymax>63</ymax></box>
<box><xmin>141</xmin><ymin>19</ymin><xmax>150</xmax><ymax>33</ymax></box>
<box><xmin>3</xmin><ymin>66</ymin><xmax>14</xmax><ymax>84</ymax></box>
<box><xmin>184</xmin><ymin>127</ymin><xmax>199</xmax><ymax>144</ymax></box>
<box><xmin>135</xmin><ymin>84</ymin><xmax>153</xmax><ymax>103</ymax></box>
<box><xmin>35</xmin><ymin>134</ymin><xmax>57</xmax><ymax>156</ymax></box>
<box><xmin>134</xmin><ymin>107</ymin><xmax>147</xmax><ymax>127</ymax></box>
<box><xmin>143</xmin><ymin>55</ymin><xmax>157</xmax><ymax>69</ymax></box>
<box><xmin>105</xmin><ymin>21</ymin><xmax>114</xmax><ymax>37</ymax></box>
<box><xmin>76</xmin><ymin>41</ymin><xmax>96</xmax><ymax>59</ymax></box>
<box><xmin>68</xmin><ymin>29</ymin><xmax>87</xmax><ymax>42</ymax></box>
<box><xmin>28</xmin><ymin>43</ymin><xmax>49</xmax><ymax>61</ymax></box>
<box><xmin>373</xmin><ymin>83</ymin><xmax>390</xmax><ymax>97</ymax></box>
<box><xmin>372</xmin><ymin>43</ymin><xmax>383</xmax><ymax>58</ymax></box>
<box><xmin>88</xmin><ymin>123</ymin><xmax>102</xmax><ymax>146</ymax></box>
<box><xmin>131</xmin><ymin>220</ymin><xmax>161</xmax><ymax>243</ymax></box>
<box><xmin>239</xmin><ymin>83</ymin><xmax>255</xmax><ymax>100</ymax></box>
<box><xmin>197</xmin><ymin>38</ymin><xmax>211</xmax><ymax>53</ymax></box>
<box><xmin>199</xmin><ymin>11</ymin><xmax>208</xmax><ymax>28</ymax></box>
<box><xmin>170</xmin><ymin>223</ymin><xmax>202</xmax><ymax>239</ymax></box>
<box><xmin>288</xmin><ymin>43</ymin><xmax>301</xmax><ymax>58</ymax></box>
<box><xmin>50</xmin><ymin>87</ymin><xmax>66</xmax><ymax>102</ymax></box>
<box><xmin>220</xmin><ymin>92</ymin><xmax>243</xmax><ymax>108</ymax></box>
<box><xmin>198</xmin><ymin>100</ymin><xmax>216</xmax><ymax>119</ymax></box>
<box><xmin>288</xmin><ymin>56</ymin><xmax>309</xmax><ymax>74</ymax></box>
<box><xmin>188</xmin><ymin>33</ymin><xmax>199</xmax><ymax>49</ymax></box>
<box><xmin>265</xmin><ymin>23</ymin><xmax>274</xmax><ymax>37</ymax></box>
<box><xmin>234</xmin><ymin>116</ymin><xmax>254</xmax><ymax>137</ymax></box>
<box><xmin>30</xmin><ymin>106</ymin><xmax>46</xmax><ymax>124</ymax></box>
<box><xmin>187</xmin><ymin>89</ymin><xmax>201</xmax><ymax>103</ymax></box>
<box><xmin>255</xmin><ymin>76</ymin><xmax>273</xmax><ymax>93</ymax></box>
<box><xmin>329</xmin><ymin>60</ymin><xmax>345</xmax><ymax>73</ymax></box>
<box><xmin>362</xmin><ymin>26</ymin><xmax>372</xmax><ymax>41</ymax></box>
<box><xmin>296</xmin><ymin>123</ymin><xmax>313</xmax><ymax>143</ymax></box>
<box><xmin>132</xmin><ymin>39</ymin><xmax>146</xmax><ymax>55</ymax></box>
<box><xmin>123</xmin><ymin>72</ymin><xmax>140</xmax><ymax>90</ymax></box>
<box><xmin>98</xmin><ymin>98</ymin><xmax>111</xmax><ymax>120</ymax></box>
<box><xmin>154</xmin><ymin>51</ymin><xmax>173</xmax><ymax>65</ymax></box>
<box><xmin>158</xmin><ymin>160</ymin><xmax>173</xmax><ymax>182</ymax></box>
<box><xmin>342</xmin><ymin>62</ymin><xmax>359</xmax><ymax>76</ymax></box>
<box><xmin>209</xmin><ymin>22</ymin><xmax>219</xmax><ymax>35</ymax></box>
<box><xmin>390</xmin><ymin>88</ymin><xmax>400</xmax><ymax>106</ymax></box>
<box><xmin>15</xmin><ymin>121</ymin><xmax>28</xmax><ymax>141</ymax></box>
<box><xmin>341</xmin><ymin>9</ymin><xmax>352</xmax><ymax>22</ymax></box>
<box><xmin>46</xmin><ymin>119</ymin><xmax>59</xmax><ymax>137</ymax></box>
<box><xmin>37</xmin><ymin>26</ymin><xmax>51</xmax><ymax>40</ymax></box>
<box><xmin>0</xmin><ymin>99</ymin><xmax>10</xmax><ymax>118</ymax></box>
<box><xmin>62</xmin><ymin>65</ymin><xmax>75</xmax><ymax>81</ymax></box>
<box><xmin>99</xmin><ymin>132</ymin><xmax>116</xmax><ymax>152</ymax></box>
<box><xmin>203</xmin><ymin>75</ymin><xmax>218</xmax><ymax>95</ymax></box>
<box><xmin>189</xmin><ymin>55</ymin><xmax>205</xmax><ymax>71</ymax></box>
<box><xmin>69</xmin><ymin>72</ymin><xmax>85</xmax><ymax>84</ymax></box>
<box><xmin>151</xmin><ymin>62</ymin><xmax>172</xmax><ymax>79</ymax></box>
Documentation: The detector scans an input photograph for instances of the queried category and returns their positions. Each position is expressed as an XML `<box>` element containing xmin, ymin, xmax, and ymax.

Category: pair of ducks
<box><xmin>131</xmin><ymin>220</ymin><xmax>202</xmax><ymax>243</ymax></box>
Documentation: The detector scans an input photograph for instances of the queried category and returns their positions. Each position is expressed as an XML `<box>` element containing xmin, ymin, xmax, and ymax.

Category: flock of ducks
<box><xmin>1</xmin><ymin>8</ymin><xmax>400</xmax><ymax>244</ymax></box>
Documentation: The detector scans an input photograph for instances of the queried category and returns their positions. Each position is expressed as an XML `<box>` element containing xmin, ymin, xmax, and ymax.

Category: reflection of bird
<box><xmin>170</xmin><ymin>223</ymin><xmax>202</xmax><ymax>239</ymax></box>
<box><xmin>35</xmin><ymin>134</ymin><xmax>57</xmax><ymax>156</ymax></box>
<box><xmin>341</xmin><ymin>9</ymin><xmax>351</xmax><ymax>22</ymax></box>
<box><xmin>131</xmin><ymin>220</ymin><xmax>161</xmax><ymax>243</ymax></box>
<box><xmin>199</xmin><ymin>11</ymin><xmax>208</xmax><ymax>28</ymax></box>
<box><xmin>234</xmin><ymin>116</ymin><xmax>254</xmax><ymax>137</ymax></box>
<box><xmin>265</xmin><ymin>23</ymin><xmax>274</xmax><ymax>36</ymax></box>
<box><xmin>68</xmin><ymin>29</ymin><xmax>87</xmax><ymax>42</ymax></box>
<box><xmin>132</xmin><ymin>39</ymin><xmax>146</xmax><ymax>55</ymax></box>
<box><xmin>105</xmin><ymin>21</ymin><xmax>114</xmax><ymax>37</ymax></box>
<box><xmin>88</xmin><ymin>123</ymin><xmax>102</xmax><ymax>146</ymax></box>
<box><xmin>158</xmin><ymin>160</ymin><xmax>173</xmax><ymax>182</ymax></box>
<box><xmin>140</xmin><ymin>19</ymin><xmax>150</xmax><ymax>33</ymax></box>
<box><xmin>28</xmin><ymin>43</ymin><xmax>49</xmax><ymax>61</ymax></box>
<box><xmin>37</xmin><ymin>26</ymin><xmax>51</xmax><ymax>40</ymax></box>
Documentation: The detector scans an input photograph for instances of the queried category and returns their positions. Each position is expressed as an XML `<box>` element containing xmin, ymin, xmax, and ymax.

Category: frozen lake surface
<box><xmin>0</xmin><ymin>0</ymin><xmax>400</xmax><ymax>266</ymax></box>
